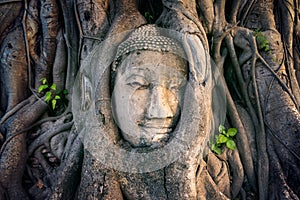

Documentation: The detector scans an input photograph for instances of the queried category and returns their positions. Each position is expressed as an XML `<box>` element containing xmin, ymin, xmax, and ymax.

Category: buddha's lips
<box><xmin>140</xmin><ymin>127</ymin><xmax>172</xmax><ymax>135</ymax></box>
<box><xmin>139</xmin><ymin>119</ymin><xmax>173</xmax><ymax>129</ymax></box>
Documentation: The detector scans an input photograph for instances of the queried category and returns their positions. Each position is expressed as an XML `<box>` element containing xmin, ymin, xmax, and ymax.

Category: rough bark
<box><xmin>0</xmin><ymin>0</ymin><xmax>299</xmax><ymax>199</ymax></box>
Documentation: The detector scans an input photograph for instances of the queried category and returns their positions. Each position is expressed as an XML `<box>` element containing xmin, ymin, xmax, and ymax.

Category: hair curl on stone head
<box><xmin>113</xmin><ymin>24</ymin><xmax>185</xmax><ymax>70</ymax></box>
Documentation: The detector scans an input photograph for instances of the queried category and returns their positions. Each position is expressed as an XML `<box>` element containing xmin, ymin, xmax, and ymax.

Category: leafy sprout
<box><xmin>254</xmin><ymin>29</ymin><xmax>270</xmax><ymax>52</ymax></box>
<box><xmin>144</xmin><ymin>11</ymin><xmax>154</xmax><ymax>23</ymax></box>
<box><xmin>38</xmin><ymin>78</ymin><xmax>67</xmax><ymax>110</ymax></box>
<box><xmin>211</xmin><ymin>125</ymin><xmax>237</xmax><ymax>155</ymax></box>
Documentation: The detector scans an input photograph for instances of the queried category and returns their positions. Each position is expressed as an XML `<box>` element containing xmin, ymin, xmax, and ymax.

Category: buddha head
<box><xmin>74</xmin><ymin>24</ymin><xmax>217</xmax><ymax>172</ymax></box>
<box><xmin>111</xmin><ymin>25</ymin><xmax>188</xmax><ymax>147</ymax></box>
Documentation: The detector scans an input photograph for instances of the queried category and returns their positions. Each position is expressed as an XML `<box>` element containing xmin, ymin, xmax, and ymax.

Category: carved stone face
<box><xmin>112</xmin><ymin>51</ymin><xmax>187</xmax><ymax>147</ymax></box>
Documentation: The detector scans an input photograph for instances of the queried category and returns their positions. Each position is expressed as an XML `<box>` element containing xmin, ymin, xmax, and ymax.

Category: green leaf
<box><xmin>56</xmin><ymin>89</ymin><xmax>62</xmax><ymax>95</ymax></box>
<box><xmin>40</xmin><ymin>78</ymin><xmax>47</xmax><ymax>85</ymax></box>
<box><xmin>144</xmin><ymin>12</ymin><xmax>154</xmax><ymax>22</ymax></box>
<box><xmin>226</xmin><ymin>139</ymin><xmax>236</xmax><ymax>150</ymax></box>
<box><xmin>224</xmin><ymin>131</ymin><xmax>230</xmax><ymax>137</ymax></box>
<box><xmin>38</xmin><ymin>85</ymin><xmax>48</xmax><ymax>93</ymax></box>
<box><xmin>215</xmin><ymin>135</ymin><xmax>219</xmax><ymax>142</ymax></box>
<box><xmin>45</xmin><ymin>91</ymin><xmax>52</xmax><ymax>102</ymax></box>
<box><xmin>264</xmin><ymin>45</ymin><xmax>270</xmax><ymax>52</ymax></box>
<box><xmin>54</xmin><ymin>95</ymin><xmax>61</xmax><ymax>100</ymax></box>
<box><xmin>212</xmin><ymin>144</ymin><xmax>222</xmax><ymax>155</ymax></box>
<box><xmin>217</xmin><ymin>134</ymin><xmax>228</xmax><ymax>144</ymax></box>
<box><xmin>227</xmin><ymin>128</ymin><xmax>237</xmax><ymax>136</ymax></box>
<box><xmin>219</xmin><ymin>125</ymin><xmax>226</xmax><ymax>134</ymax></box>
<box><xmin>52</xmin><ymin>99</ymin><xmax>57</xmax><ymax>110</ymax></box>
<box><xmin>50</xmin><ymin>83</ymin><xmax>57</xmax><ymax>91</ymax></box>
<box><xmin>63</xmin><ymin>89</ymin><xmax>69</xmax><ymax>95</ymax></box>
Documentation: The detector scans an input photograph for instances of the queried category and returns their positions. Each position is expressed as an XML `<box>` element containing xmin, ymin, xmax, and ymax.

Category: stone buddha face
<box><xmin>112</xmin><ymin>50</ymin><xmax>188</xmax><ymax>147</ymax></box>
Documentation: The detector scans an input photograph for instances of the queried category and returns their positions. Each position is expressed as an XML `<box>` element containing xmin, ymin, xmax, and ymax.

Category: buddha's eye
<box><xmin>126</xmin><ymin>75</ymin><xmax>149</xmax><ymax>90</ymax></box>
<box><xmin>169</xmin><ymin>83</ymin><xmax>180</xmax><ymax>90</ymax></box>
<box><xmin>168</xmin><ymin>80</ymin><xmax>186</xmax><ymax>92</ymax></box>
<box><xmin>127</xmin><ymin>81</ymin><xmax>150</xmax><ymax>90</ymax></box>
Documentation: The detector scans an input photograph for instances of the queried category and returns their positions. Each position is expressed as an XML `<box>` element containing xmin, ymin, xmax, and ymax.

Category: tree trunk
<box><xmin>0</xmin><ymin>0</ymin><xmax>299</xmax><ymax>199</ymax></box>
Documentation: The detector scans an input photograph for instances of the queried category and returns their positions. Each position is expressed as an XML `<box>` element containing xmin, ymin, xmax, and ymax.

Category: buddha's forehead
<box><xmin>118</xmin><ymin>50</ymin><xmax>188</xmax><ymax>75</ymax></box>
<box><xmin>121</xmin><ymin>66</ymin><xmax>186</xmax><ymax>86</ymax></box>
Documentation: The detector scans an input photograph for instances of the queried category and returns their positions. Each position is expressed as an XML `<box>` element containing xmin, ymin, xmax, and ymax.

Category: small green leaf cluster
<box><xmin>254</xmin><ymin>29</ymin><xmax>270</xmax><ymax>52</ymax></box>
<box><xmin>144</xmin><ymin>11</ymin><xmax>154</xmax><ymax>23</ymax></box>
<box><xmin>211</xmin><ymin>125</ymin><xmax>237</xmax><ymax>155</ymax></box>
<box><xmin>38</xmin><ymin>78</ymin><xmax>68</xmax><ymax>110</ymax></box>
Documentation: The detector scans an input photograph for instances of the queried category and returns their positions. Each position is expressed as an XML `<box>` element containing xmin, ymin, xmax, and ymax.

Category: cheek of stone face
<box><xmin>166</xmin><ymin>89</ymin><xmax>180</xmax><ymax>116</ymax></box>
<box><xmin>130</xmin><ymin>89</ymin><xmax>149</xmax><ymax>125</ymax></box>
<box><xmin>163</xmin><ymin>88</ymin><xmax>182</xmax><ymax>128</ymax></box>
<box><xmin>112</xmin><ymin>91</ymin><xmax>126</xmax><ymax>128</ymax></box>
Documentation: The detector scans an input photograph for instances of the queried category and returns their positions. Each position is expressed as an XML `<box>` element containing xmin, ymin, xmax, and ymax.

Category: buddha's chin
<box><xmin>143</xmin><ymin>129</ymin><xmax>171</xmax><ymax>148</ymax></box>
<box><xmin>121</xmin><ymin>127</ymin><xmax>172</xmax><ymax>147</ymax></box>
<box><xmin>145</xmin><ymin>133</ymin><xmax>169</xmax><ymax>148</ymax></box>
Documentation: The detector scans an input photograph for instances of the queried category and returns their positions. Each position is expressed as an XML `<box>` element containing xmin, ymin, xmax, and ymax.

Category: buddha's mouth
<box><xmin>139</xmin><ymin>119</ymin><xmax>173</xmax><ymax>130</ymax></box>
<box><xmin>141</xmin><ymin>126</ymin><xmax>172</xmax><ymax>134</ymax></box>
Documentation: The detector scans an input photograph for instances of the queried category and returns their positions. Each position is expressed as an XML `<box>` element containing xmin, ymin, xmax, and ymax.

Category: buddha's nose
<box><xmin>146</xmin><ymin>86</ymin><xmax>174</xmax><ymax>119</ymax></box>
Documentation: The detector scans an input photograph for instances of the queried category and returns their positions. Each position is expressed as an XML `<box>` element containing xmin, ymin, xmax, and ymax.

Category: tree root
<box><xmin>256</xmin><ymin>53</ymin><xmax>299</xmax><ymax>109</ymax></box>
<box><xmin>226</xmin><ymin>27</ymin><xmax>273</xmax><ymax>199</ymax></box>
<box><xmin>59</xmin><ymin>0</ymin><xmax>79</xmax><ymax>96</ymax></box>
<box><xmin>0</xmin><ymin>97</ymin><xmax>47</xmax><ymax>200</ymax></box>
<box><xmin>48</xmin><ymin>128</ymin><xmax>83</xmax><ymax>200</ymax></box>
<box><xmin>0</xmin><ymin>97</ymin><xmax>48</xmax><ymax>156</ymax></box>
<box><xmin>248</xmin><ymin>33</ymin><xmax>269</xmax><ymax>200</ymax></box>
<box><xmin>0</xmin><ymin>95</ymin><xmax>35</xmax><ymax>125</ymax></box>
<box><xmin>52</xmin><ymin>29</ymin><xmax>67</xmax><ymax>91</ymax></box>
<box><xmin>28</xmin><ymin>121</ymin><xmax>73</xmax><ymax>156</ymax></box>
<box><xmin>225</xmin><ymin>85</ymin><xmax>257</xmax><ymax>192</ymax></box>
<box><xmin>227</xmin><ymin>23</ymin><xmax>300</xmax><ymax>199</ymax></box>
<box><xmin>0</xmin><ymin>0</ymin><xmax>22</xmax><ymax>4</ymax></box>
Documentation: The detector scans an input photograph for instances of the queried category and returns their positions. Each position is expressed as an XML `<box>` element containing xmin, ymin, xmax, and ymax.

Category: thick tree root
<box><xmin>0</xmin><ymin>96</ymin><xmax>47</xmax><ymax>200</ymax></box>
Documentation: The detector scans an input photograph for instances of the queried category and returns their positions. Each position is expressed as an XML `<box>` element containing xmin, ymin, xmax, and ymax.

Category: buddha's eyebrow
<box><xmin>125</xmin><ymin>74</ymin><xmax>147</xmax><ymax>82</ymax></box>
<box><xmin>167</xmin><ymin>78</ymin><xmax>187</xmax><ymax>86</ymax></box>
<box><xmin>122</xmin><ymin>67</ymin><xmax>147</xmax><ymax>76</ymax></box>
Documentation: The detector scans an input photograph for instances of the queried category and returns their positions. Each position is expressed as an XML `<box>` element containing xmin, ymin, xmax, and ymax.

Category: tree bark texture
<box><xmin>0</xmin><ymin>0</ymin><xmax>299</xmax><ymax>199</ymax></box>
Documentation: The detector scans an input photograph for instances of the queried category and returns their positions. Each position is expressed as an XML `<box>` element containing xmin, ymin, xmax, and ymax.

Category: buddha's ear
<box><xmin>182</xmin><ymin>33</ymin><xmax>209</xmax><ymax>84</ymax></box>
<box><xmin>81</xmin><ymin>74</ymin><xmax>92</xmax><ymax>111</ymax></box>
